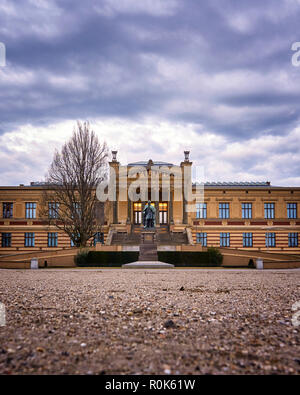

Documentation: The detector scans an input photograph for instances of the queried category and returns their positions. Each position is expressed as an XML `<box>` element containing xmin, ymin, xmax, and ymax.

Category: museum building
<box><xmin>0</xmin><ymin>151</ymin><xmax>299</xmax><ymax>255</ymax></box>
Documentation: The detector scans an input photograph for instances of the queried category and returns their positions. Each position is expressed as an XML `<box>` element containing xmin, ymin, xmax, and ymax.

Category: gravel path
<box><xmin>0</xmin><ymin>268</ymin><xmax>299</xmax><ymax>375</ymax></box>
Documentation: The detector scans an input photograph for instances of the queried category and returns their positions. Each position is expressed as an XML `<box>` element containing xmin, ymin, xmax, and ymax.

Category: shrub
<box><xmin>74</xmin><ymin>250</ymin><xmax>223</xmax><ymax>267</ymax></box>
<box><xmin>76</xmin><ymin>251</ymin><xmax>139</xmax><ymax>267</ymax></box>
<box><xmin>74</xmin><ymin>249</ymin><xmax>90</xmax><ymax>266</ymax></box>
<box><xmin>207</xmin><ymin>247</ymin><xmax>223</xmax><ymax>266</ymax></box>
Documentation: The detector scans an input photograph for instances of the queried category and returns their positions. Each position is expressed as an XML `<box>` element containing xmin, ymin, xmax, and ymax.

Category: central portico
<box><xmin>108</xmin><ymin>152</ymin><xmax>193</xmax><ymax>235</ymax></box>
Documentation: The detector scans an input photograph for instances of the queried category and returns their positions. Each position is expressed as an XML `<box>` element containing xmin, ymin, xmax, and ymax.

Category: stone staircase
<box><xmin>111</xmin><ymin>225</ymin><xmax>188</xmax><ymax>245</ymax></box>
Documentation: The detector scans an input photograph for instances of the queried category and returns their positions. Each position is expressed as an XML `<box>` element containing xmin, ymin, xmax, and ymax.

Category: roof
<box><xmin>194</xmin><ymin>181</ymin><xmax>271</xmax><ymax>187</ymax></box>
<box><xmin>128</xmin><ymin>161</ymin><xmax>174</xmax><ymax>167</ymax></box>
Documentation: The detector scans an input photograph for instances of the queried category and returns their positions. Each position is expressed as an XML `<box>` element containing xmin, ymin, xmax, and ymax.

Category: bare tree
<box><xmin>42</xmin><ymin>121</ymin><xmax>108</xmax><ymax>247</ymax></box>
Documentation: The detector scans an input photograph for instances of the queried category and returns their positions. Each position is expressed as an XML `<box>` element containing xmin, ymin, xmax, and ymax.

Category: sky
<box><xmin>0</xmin><ymin>0</ymin><xmax>300</xmax><ymax>186</ymax></box>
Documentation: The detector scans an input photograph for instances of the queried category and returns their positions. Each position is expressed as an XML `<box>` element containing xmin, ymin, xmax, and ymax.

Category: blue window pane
<box><xmin>287</xmin><ymin>203</ymin><xmax>297</xmax><ymax>219</ymax></box>
<box><xmin>24</xmin><ymin>232</ymin><xmax>35</xmax><ymax>247</ymax></box>
<box><xmin>196</xmin><ymin>232</ymin><xmax>207</xmax><ymax>246</ymax></box>
<box><xmin>219</xmin><ymin>203</ymin><xmax>229</xmax><ymax>219</ymax></box>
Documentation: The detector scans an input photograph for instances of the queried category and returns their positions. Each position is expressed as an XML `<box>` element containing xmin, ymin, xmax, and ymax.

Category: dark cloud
<box><xmin>0</xmin><ymin>0</ymin><xmax>300</xmax><ymax>184</ymax></box>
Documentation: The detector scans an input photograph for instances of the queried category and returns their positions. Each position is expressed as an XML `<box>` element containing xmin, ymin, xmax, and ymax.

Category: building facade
<box><xmin>0</xmin><ymin>151</ymin><xmax>299</xmax><ymax>255</ymax></box>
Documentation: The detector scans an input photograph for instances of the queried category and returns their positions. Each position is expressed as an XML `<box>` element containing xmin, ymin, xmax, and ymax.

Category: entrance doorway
<box><xmin>133</xmin><ymin>202</ymin><xmax>142</xmax><ymax>224</ymax></box>
<box><xmin>159</xmin><ymin>202</ymin><xmax>168</xmax><ymax>224</ymax></box>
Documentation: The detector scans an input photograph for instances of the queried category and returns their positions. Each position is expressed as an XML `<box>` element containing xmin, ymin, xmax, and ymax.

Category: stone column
<box><xmin>169</xmin><ymin>193</ymin><xmax>174</xmax><ymax>224</ymax></box>
<box><xmin>113</xmin><ymin>201</ymin><xmax>118</xmax><ymax>224</ymax></box>
<box><xmin>155</xmin><ymin>201</ymin><xmax>159</xmax><ymax>226</ymax></box>
<box><xmin>127</xmin><ymin>197</ymin><xmax>131</xmax><ymax>223</ymax></box>
<box><xmin>183</xmin><ymin>197</ymin><xmax>188</xmax><ymax>224</ymax></box>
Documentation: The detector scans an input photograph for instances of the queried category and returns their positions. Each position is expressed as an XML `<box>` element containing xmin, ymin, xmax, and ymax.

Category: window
<box><xmin>1</xmin><ymin>233</ymin><xmax>11</xmax><ymax>247</ymax></box>
<box><xmin>3</xmin><ymin>202</ymin><xmax>13</xmax><ymax>218</ymax></box>
<box><xmin>219</xmin><ymin>203</ymin><xmax>229</xmax><ymax>219</ymax></box>
<box><xmin>25</xmin><ymin>202</ymin><xmax>36</xmax><ymax>219</ymax></box>
<box><xmin>24</xmin><ymin>232</ymin><xmax>35</xmax><ymax>247</ymax></box>
<box><xmin>159</xmin><ymin>202</ymin><xmax>168</xmax><ymax>224</ymax></box>
<box><xmin>48</xmin><ymin>232</ymin><xmax>58</xmax><ymax>247</ymax></box>
<box><xmin>242</xmin><ymin>203</ymin><xmax>252</xmax><ymax>219</ymax></box>
<box><xmin>94</xmin><ymin>232</ymin><xmax>104</xmax><ymax>246</ymax></box>
<box><xmin>264</xmin><ymin>203</ymin><xmax>275</xmax><ymax>219</ymax></box>
<box><xmin>243</xmin><ymin>232</ymin><xmax>253</xmax><ymax>247</ymax></box>
<box><xmin>196</xmin><ymin>232</ymin><xmax>207</xmax><ymax>246</ymax></box>
<box><xmin>220</xmin><ymin>232</ymin><xmax>230</xmax><ymax>247</ymax></box>
<box><xmin>48</xmin><ymin>202</ymin><xmax>59</xmax><ymax>219</ymax></box>
<box><xmin>288</xmin><ymin>233</ymin><xmax>298</xmax><ymax>247</ymax></box>
<box><xmin>133</xmin><ymin>203</ymin><xmax>142</xmax><ymax>224</ymax></box>
<box><xmin>287</xmin><ymin>203</ymin><xmax>297</xmax><ymax>219</ymax></box>
<box><xmin>266</xmin><ymin>232</ymin><xmax>276</xmax><ymax>247</ymax></box>
<box><xmin>196</xmin><ymin>203</ymin><xmax>207</xmax><ymax>219</ymax></box>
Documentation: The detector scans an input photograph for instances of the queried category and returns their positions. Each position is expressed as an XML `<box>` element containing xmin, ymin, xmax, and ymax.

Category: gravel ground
<box><xmin>0</xmin><ymin>268</ymin><xmax>299</xmax><ymax>375</ymax></box>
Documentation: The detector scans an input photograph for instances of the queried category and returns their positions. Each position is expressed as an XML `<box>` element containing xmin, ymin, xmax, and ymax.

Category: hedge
<box><xmin>75</xmin><ymin>247</ymin><xmax>223</xmax><ymax>267</ymax></box>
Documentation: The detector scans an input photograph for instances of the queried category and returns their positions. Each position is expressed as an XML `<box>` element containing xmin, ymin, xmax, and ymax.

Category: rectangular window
<box><xmin>242</xmin><ymin>203</ymin><xmax>252</xmax><ymax>219</ymax></box>
<box><xmin>25</xmin><ymin>202</ymin><xmax>36</xmax><ymax>219</ymax></box>
<box><xmin>94</xmin><ymin>232</ymin><xmax>104</xmax><ymax>246</ymax></box>
<box><xmin>243</xmin><ymin>232</ymin><xmax>253</xmax><ymax>247</ymax></box>
<box><xmin>133</xmin><ymin>202</ymin><xmax>142</xmax><ymax>224</ymax></box>
<box><xmin>196</xmin><ymin>232</ymin><xmax>207</xmax><ymax>246</ymax></box>
<box><xmin>3</xmin><ymin>202</ymin><xmax>13</xmax><ymax>218</ymax></box>
<box><xmin>266</xmin><ymin>232</ymin><xmax>276</xmax><ymax>247</ymax></box>
<box><xmin>24</xmin><ymin>232</ymin><xmax>35</xmax><ymax>247</ymax></box>
<box><xmin>287</xmin><ymin>203</ymin><xmax>297</xmax><ymax>219</ymax></box>
<box><xmin>220</xmin><ymin>232</ymin><xmax>230</xmax><ymax>247</ymax></box>
<box><xmin>48</xmin><ymin>232</ymin><xmax>58</xmax><ymax>247</ymax></box>
<box><xmin>219</xmin><ymin>203</ymin><xmax>229</xmax><ymax>219</ymax></box>
<box><xmin>1</xmin><ymin>233</ymin><xmax>11</xmax><ymax>247</ymax></box>
<box><xmin>48</xmin><ymin>202</ymin><xmax>59</xmax><ymax>219</ymax></box>
<box><xmin>288</xmin><ymin>233</ymin><xmax>298</xmax><ymax>247</ymax></box>
<box><xmin>196</xmin><ymin>203</ymin><xmax>207</xmax><ymax>219</ymax></box>
<box><xmin>264</xmin><ymin>203</ymin><xmax>275</xmax><ymax>219</ymax></box>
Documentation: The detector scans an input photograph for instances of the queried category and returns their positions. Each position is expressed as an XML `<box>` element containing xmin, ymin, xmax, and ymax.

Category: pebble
<box><xmin>0</xmin><ymin>268</ymin><xmax>299</xmax><ymax>375</ymax></box>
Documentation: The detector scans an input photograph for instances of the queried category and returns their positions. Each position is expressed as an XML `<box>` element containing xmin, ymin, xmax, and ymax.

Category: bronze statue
<box><xmin>143</xmin><ymin>201</ymin><xmax>156</xmax><ymax>229</ymax></box>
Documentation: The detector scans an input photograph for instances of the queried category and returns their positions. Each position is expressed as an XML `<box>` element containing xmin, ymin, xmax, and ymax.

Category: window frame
<box><xmin>242</xmin><ymin>203</ymin><xmax>252</xmax><ymax>219</ymax></box>
<box><xmin>243</xmin><ymin>232</ymin><xmax>253</xmax><ymax>247</ymax></box>
<box><xmin>220</xmin><ymin>232</ymin><xmax>230</xmax><ymax>247</ymax></box>
<box><xmin>25</xmin><ymin>202</ymin><xmax>37</xmax><ymax>219</ymax></box>
<box><xmin>48</xmin><ymin>202</ymin><xmax>59</xmax><ymax>219</ymax></box>
<box><xmin>219</xmin><ymin>203</ymin><xmax>230</xmax><ymax>219</ymax></box>
<box><xmin>287</xmin><ymin>203</ymin><xmax>297</xmax><ymax>219</ymax></box>
<box><xmin>47</xmin><ymin>232</ymin><xmax>58</xmax><ymax>247</ymax></box>
<box><xmin>196</xmin><ymin>232</ymin><xmax>207</xmax><ymax>246</ymax></box>
<box><xmin>1</xmin><ymin>233</ymin><xmax>11</xmax><ymax>247</ymax></box>
<box><xmin>24</xmin><ymin>232</ymin><xmax>35</xmax><ymax>247</ymax></box>
<box><xmin>264</xmin><ymin>203</ymin><xmax>275</xmax><ymax>219</ymax></box>
<box><xmin>265</xmin><ymin>232</ymin><xmax>276</xmax><ymax>247</ymax></box>
<box><xmin>3</xmin><ymin>202</ymin><xmax>13</xmax><ymax>219</ymax></box>
<box><xmin>196</xmin><ymin>203</ymin><xmax>207</xmax><ymax>219</ymax></box>
<box><xmin>288</xmin><ymin>232</ymin><xmax>298</xmax><ymax>247</ymax></box>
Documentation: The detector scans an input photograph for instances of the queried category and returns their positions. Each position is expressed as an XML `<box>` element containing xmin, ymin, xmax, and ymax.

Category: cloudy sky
<box><xmin>0</xmin><ymin>0</ymin><xmax>300</xmax><ymax>186</ymax></box>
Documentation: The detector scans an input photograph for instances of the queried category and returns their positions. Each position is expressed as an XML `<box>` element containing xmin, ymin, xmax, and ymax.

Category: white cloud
<box><xmin>0</xmin><ymin>118</ymin><xmax>299</xmax><ymax>187</ymax></box>
<box><xmin>94</xmin><ymin>0</ymin><xmax>179</xmax><ymax>17</ymax></box>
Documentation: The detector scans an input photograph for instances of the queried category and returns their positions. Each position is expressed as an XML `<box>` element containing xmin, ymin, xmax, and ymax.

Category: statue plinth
<box><xmin>139</xmin><ymin>230</ymin><xmax>157</xmax><ymax>261</ymax></box>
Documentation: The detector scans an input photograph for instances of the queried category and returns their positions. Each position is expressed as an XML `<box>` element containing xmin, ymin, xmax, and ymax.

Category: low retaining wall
<box><xmin>262</xmin><ymin>261</ymin><xmax>300</xmax><ymax>269</ymax></box>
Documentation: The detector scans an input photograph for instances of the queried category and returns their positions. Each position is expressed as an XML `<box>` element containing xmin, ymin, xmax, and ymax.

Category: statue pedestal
<box><xmin>122</xmin><ymin>229</ymin><xmax>174</xmax><ymax>268</ymax></box>
<box><xmin>139</xmin><ymin>230</ymin><xmax>157</xmax><ymax>261</ymax></box>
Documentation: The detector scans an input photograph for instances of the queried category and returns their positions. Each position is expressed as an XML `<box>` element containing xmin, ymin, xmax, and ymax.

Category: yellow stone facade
<box><xmin>0</xmin><ymin>153</ymin><xmax>299</xmax><ymax>254</ymax></box>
